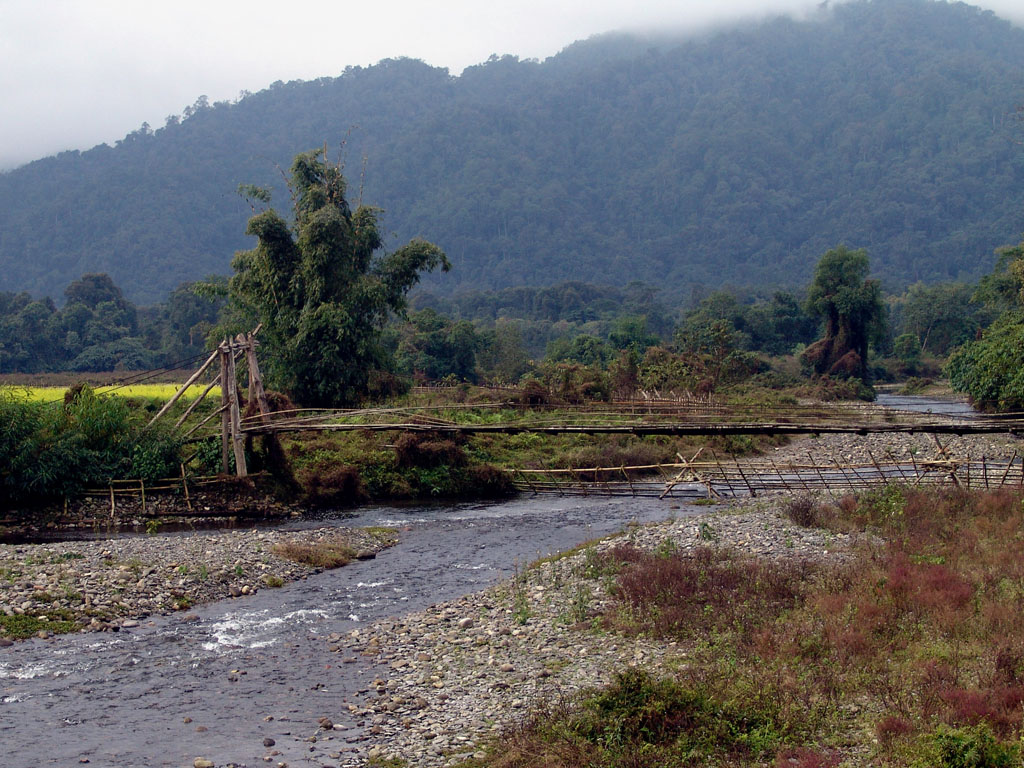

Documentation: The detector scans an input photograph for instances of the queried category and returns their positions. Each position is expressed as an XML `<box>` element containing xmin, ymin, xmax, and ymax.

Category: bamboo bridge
<box><xmin>151</xmin><ymin>334</ymin><xmax>1024</xmax><ymax>497</ymax></box>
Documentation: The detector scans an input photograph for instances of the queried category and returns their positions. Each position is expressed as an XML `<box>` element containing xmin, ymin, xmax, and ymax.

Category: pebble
<box><xmin>0</xmin><ymin>527</ymin><xmax>396</xmax><ymax>638</ymax></box>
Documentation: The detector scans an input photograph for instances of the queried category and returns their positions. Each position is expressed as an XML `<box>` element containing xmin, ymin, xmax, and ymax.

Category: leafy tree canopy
<box><xmin>223</xmin><ymin>149</ymin><xmax>449</xmax><ymax>406</ymax></box>
<box><xmin>801</xmin><ymin>246</ymin><xmax>887</xmax><ymax>380</ymax></box>
<box><xmin>947</xmin><ymin>235</ymin><xmax>1024</xmax><ymax>411</ymax></box>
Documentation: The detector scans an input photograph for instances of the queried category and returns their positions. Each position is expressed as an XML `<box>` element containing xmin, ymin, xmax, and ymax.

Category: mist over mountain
<box><xmin>1</xmin><ymin>0</ymin><xmax>1023</xmax><ymax>304</ymax></box>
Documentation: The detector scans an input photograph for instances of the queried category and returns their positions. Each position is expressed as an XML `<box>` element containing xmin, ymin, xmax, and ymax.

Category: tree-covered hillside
<box><xmin>1</xmin><ymin>0</ymin><xmax>1023</xmax><ymax>303</ymax></box>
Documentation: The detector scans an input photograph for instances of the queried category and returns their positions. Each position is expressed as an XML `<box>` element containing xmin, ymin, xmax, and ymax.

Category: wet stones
<box><xmin>0</xmin><ymin>526</ymin><xmax>396</xmax><ymax>641</ymax></box>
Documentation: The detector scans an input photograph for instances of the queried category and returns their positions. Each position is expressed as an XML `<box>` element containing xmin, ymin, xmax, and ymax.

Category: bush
<box><xmin>931</xmin><ymin>724</ymin><xmax>1018</xmax><ymax>768</ymax></box>
<box><xmin>0</xmin><ymin>385</ymin><xmax>183</xmax><ymax>509</ymax></box>
<box><xmin>946</xmin><ymin>311</ymin><xmax>1024</xmax><ymax>411</ymax></box>
<box><xmin>272</xmin><ymin>536</ymin><xmax>357</xmax><ymax>568</ymax></box>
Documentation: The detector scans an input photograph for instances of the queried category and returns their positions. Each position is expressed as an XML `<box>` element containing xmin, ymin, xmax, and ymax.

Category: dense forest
<box><xmin>1</xmin><ymin>0</ymin><xmax>1023</xmax><ymax>303</ymax></box>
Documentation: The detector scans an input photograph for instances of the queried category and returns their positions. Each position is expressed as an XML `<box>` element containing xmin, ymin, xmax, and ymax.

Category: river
<box><xmin>0</xmin><ymin>496</ymin><xmax>690</xmax><ymax>767</ymax></box>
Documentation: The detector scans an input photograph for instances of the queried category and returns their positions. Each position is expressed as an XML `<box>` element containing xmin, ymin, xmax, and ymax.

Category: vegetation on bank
<box><xmin>0</xmin><ymin>384</ymin><xmax>181</xmax><ymax>509</ymax></box>
<box><xmin>464</xmin><ymin>486</ymin><xmax>1024</xmax><ymax>768</ymax></box>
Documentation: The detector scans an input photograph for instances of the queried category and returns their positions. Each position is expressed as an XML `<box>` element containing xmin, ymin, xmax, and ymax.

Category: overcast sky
<box><xmin>1</xmin><ymin>0</ymin><xmax>1022</xmax><ymax>171</ymax></box>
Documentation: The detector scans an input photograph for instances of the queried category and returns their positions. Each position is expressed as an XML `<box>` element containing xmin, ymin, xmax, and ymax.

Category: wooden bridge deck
<box><xmin>234</xmin><ymin>400</ymin><xmax>1024</xmax><ymax>438</ymax></box>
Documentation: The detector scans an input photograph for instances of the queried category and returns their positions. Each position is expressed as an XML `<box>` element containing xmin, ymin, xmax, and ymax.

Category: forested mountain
<box><xmin>2</xmin><ymin>0</ymin><xmax>1023</xmax><ymax>303</ymax></box>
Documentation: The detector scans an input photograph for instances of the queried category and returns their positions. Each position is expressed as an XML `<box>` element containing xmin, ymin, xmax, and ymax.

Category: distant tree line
<box><xmin>0</xmin><ymin>274</ymin><xmax>223</xmax><ymax>374</ymax></box>
<box><xmin>0</xmin><ymin>257</ymin><xmax>991</xmax><ymax>394</ymax></box>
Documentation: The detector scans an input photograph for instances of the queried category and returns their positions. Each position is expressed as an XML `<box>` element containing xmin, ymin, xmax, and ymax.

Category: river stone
<box><xmin>193</xmin><ymin>759</ymin><xmax>214</xmax><ymax>768</ymax></box>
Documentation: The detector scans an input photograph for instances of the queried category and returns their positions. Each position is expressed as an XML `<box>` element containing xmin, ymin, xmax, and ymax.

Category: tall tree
<box><xmin>801</xmin><ymin>246</ymin><xmax>886</xmax><ymax>380</ymax></box>
<box><xmin>947</xmin><ymin>235</ymin><xmax>1024</xmax><ymax>411</ymax></box>
<box><xmin>224</xmin><ymin>149</ymin><xmax>449</xmax><ymax>406</ymax></box>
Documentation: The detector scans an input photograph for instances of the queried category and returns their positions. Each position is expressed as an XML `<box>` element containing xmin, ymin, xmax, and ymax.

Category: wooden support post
<box><xmin>999</xmin><ymin>451</ymin><xmax>1017</xmax><ymax>487</ymax></box>
<box><xmin>219</xmin><ymin>342</ymin><xmax>231</xmax><ymax>475</ymax></box>
<box><xmin>769</xmin><ymin>457</ymin><xmax>791</xmax><ymax>493</ymax></box>
<box><xmin>621</xmin><ymin>465</ymin><xmax>636</xmax><ymax>497</ymax></box>
<box><xmin>140</xmin><ymin>480</ymin><xmax>146</xmax><ymax>515</ymax></box>
<box><xmin>110</xmin><ymin>486</ymin><xmax>116</xmax><ymax>519</ymax></box>
<box><xmin>808</xmin><ymin>452</ymin><xmax>836</xmax><ymax>500</ymax></box>
<box><xmin>181</xmin><ymin>464</ymin><xmax>192</xmax><ymax>512</ymax></box>
<box><xmin>661</xmin><ymin>448</ymin><xmax>703</xmax><ymax>499</ymax></box>
<box><xmin>244</xmin><ymin>333</ymin><xmax>272</xmax><ymax>422</ymax></box>
<box><xmin>730</xmin><ymin>455</ymin><xmax>756</xmax><ymax>498</ymax></box>
<box><xmin>225</xmin><ymin>339</ymin><xmax>248</xmax><ymax>477</ymax></box>
<box><xmin>908</xmin><ymin>448</ymin><xmax>922</xmax><ymax>486</ymax></box>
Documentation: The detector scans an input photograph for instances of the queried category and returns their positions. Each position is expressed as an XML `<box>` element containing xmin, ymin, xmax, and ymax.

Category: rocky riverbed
<box><xmin>321</xmin><ymin>424</ymin><xmax>1024</xmax><ymax>767</ymax></box>
<box><xmin>327</xmin><ymin>494</ymin><xmax>860</xmax><ymax>767</ymax></box>
<box><xmin>768</xmin><ymin>423</ymin><xmax>1021</xmax><ymax>466</ymax></box>
<box><xmin>0</xmin><ymin>526</ymin><xmax>396</xmax><ymax>641</ymax></box>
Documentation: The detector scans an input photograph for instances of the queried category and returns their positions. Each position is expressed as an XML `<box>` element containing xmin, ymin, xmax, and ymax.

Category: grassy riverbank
<box><xmin>460</xmin><ymin>486</ymin><xmax>1024</xmax><ymax>768</ymax></box>
<box><xmin>330</xmin><ymin>482</ymin><xmax>1024</xmax><ymax>768</ymax></box>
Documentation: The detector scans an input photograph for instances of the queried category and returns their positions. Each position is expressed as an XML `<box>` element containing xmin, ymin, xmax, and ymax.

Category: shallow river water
<box><xmin>1</xmin><ymin>495</ymin><xmax>689</xmax><ymax>768</ymax></box>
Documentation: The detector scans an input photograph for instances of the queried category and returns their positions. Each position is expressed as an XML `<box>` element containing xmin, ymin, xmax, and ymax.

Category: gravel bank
<box><xmin>328</xmin><ymin>494</ymin><xmax>858</xmax><ymax>767</ymax></box>
<box><xmin>767</xmin><ymin>429</ymin><xmax>1021</xmax><ymax>467</ymax></box>
<box><xmin>0</xmin><ymin>526</ymin><xmax>396</xmax><ymax>641</ymax></box>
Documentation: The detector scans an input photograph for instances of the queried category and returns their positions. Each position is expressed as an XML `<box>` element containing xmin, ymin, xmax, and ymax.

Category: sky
<box><xmin>1</xmin><ymin>0</ymin><xmax>1022</xmax><ymax>171</ymax></box>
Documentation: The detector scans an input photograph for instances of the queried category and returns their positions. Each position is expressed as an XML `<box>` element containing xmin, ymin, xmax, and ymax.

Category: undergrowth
<box><xmin>272</xmin><ymin>537</ymin><xmax>357</xmax><ymax>568</ymax></box>
<box><xmin>471</xmin><ymin>486</ymin><xmax>1024</xmax><ymax>767</ymax></box>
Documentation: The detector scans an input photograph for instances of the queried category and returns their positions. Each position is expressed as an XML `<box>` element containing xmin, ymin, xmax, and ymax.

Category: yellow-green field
<box><xmin>2</xmin><ymin>383</ymin><xmax>221</xmax><ymax>403</ymax></box>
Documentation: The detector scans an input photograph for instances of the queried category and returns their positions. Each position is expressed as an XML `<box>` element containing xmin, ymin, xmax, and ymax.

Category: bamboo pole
<box><xmin>184</xmin><ymin>404</ymin><xmax>229</xmax><ymax>439</ymax></box>
<box><xmin>727</xmin><ymin>455</ymin><xmax>754</xmax><ymax>497</ymax></box>
<box><xmin>999</xmin><ymin>451</ymin><xmax>1017</xmax><ymax>487</ymax></box>
<box><xmin>181</xmin><ymin>464</ymin><xmax>192</xmax><ymax>512</ymax></box>
<box><xmin>174</xmin><ymin>377</ymin><xmax>219</xmax><ymax>429</ymax></box>
<box><xmin>225</xmin><ymin>340</ymin><xmax>248</xmax><ymax>477</ymax></box>
<box><xmin>808</xmin><ymin>452</ymin><xmax>836</xmax><ymax>500</ymax></box>
<box><xmin>219</xmin><ymin>343</ymin><xmax>231</xmax><ymax>474</ymax></box>
<box><xmin>147</xmin><ymin>348</ymin><xmax>220</xmax><ymax>427</ymax></box>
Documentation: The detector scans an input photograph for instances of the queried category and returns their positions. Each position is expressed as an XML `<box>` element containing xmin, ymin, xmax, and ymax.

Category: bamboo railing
<box><xmin>511</xmin><ymin>453</ymin><xmax>1024</xmax><ymax>499</ymax></box>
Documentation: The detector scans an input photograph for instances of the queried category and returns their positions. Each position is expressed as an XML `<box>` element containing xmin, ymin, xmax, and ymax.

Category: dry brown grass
<box><xmin>271</xmin><ymin>536</ymin><xmax>357</xmax><ymax>568</ymax></box>
<box><xmin>470</xmin><ymin>486</ymin><xmax>1024</xmax><ymax>767</ymax></box>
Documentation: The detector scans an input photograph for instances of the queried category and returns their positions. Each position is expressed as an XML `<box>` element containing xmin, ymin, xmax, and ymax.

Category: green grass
<box><xmin>0</xmin><ymin>612</ymin><xmax>79</xmax><ymax>639</ymax></box>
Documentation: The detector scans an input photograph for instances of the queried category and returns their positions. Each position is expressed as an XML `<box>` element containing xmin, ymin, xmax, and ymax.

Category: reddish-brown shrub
<box><xmin>773</xmin><ymin>746</ymin><xmax>840</xmax><ymax>768</ymax></box>
<box><xmin>885</xmin><ymin>552</ymin><xmax>974</xmax><ymax>614</ymax></box>
<box><xmin>393</xmin><ymin>432</ymin><xmax>466</xmax><ymax>468</ymax></box>
<box><xmin>875</xmin><ymin>715</ymin><xmax>914</xmax><ymax>747</ymax></box>
<box><xmin>609</xmin><ymin>547</ymin><xmax>809</xmax><ymax>643</ymax></box>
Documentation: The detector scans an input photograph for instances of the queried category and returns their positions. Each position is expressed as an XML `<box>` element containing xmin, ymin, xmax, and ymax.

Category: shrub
<box><xmin>297</xmin><ymin>464</ymin><xmax>366</xmax><ymax>508</ymax></box>
<box><xmin>272</xmin><ymin>536</ymin><xmax>357</xmax><ymax>568</ymax></box>
<box><xmin>784</xmin><ymin>496</ymin><xmax>827</xmax><ymax>528</ymax></box>
<box><xmin>931</xmin><ymin>724</ymin><xmax>1018</xmax><ymax>768</ymax></box>
<box><xmin>0</xmin><ymin>384</ymin><xmax>183</xmax><ymax>509</ymax></box>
